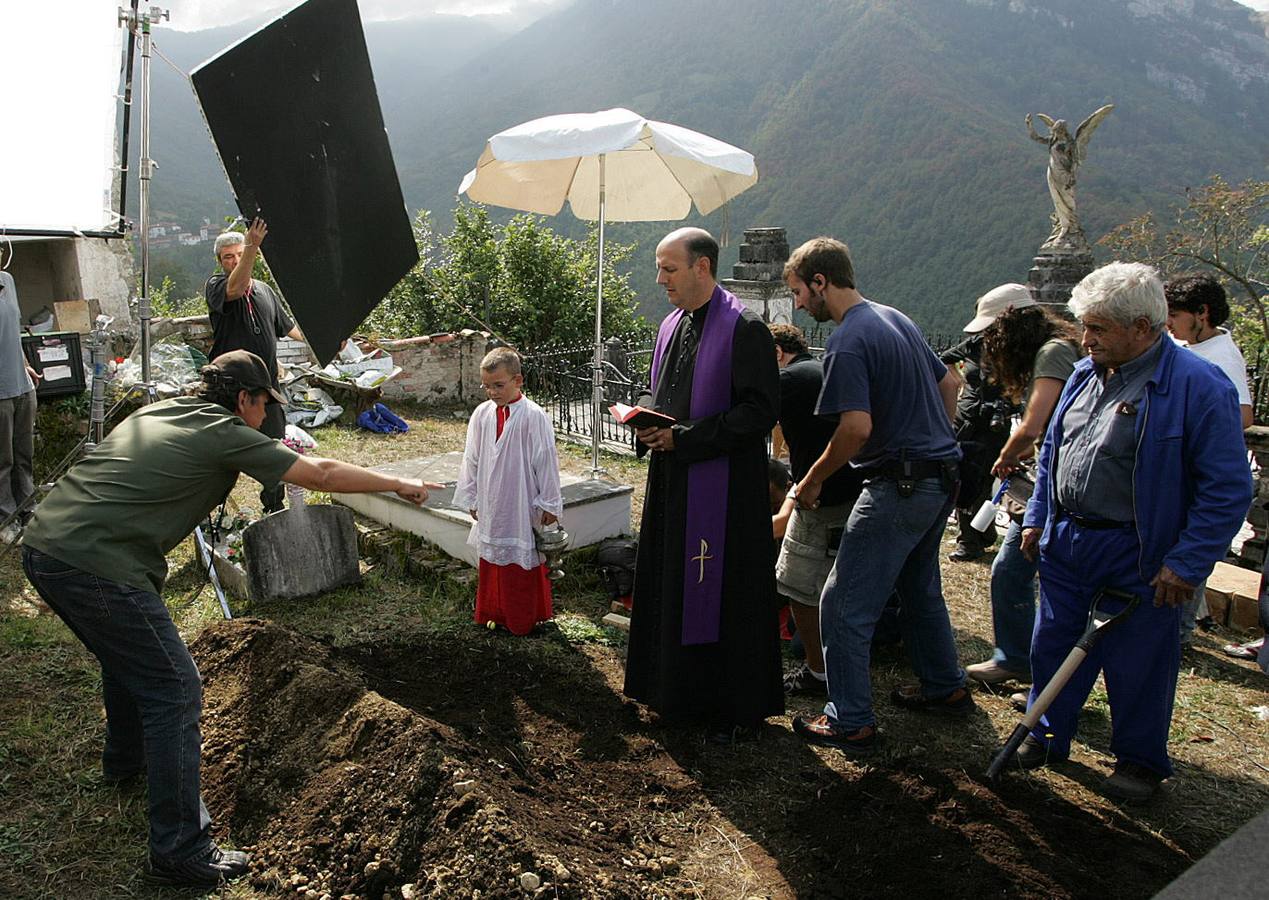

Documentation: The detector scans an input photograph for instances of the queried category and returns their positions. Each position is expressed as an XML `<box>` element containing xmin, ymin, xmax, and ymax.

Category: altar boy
<box><xmin>453</xmin><ymin>347</ymin><xmax>564</xmax><ymax>634</ymax></box>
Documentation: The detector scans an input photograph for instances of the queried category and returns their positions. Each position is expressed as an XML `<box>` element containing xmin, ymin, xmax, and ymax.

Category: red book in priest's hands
<box><xmin>608</xmin><ymin>402</ymin><xmax>676</xmax><ymax>429</ymax></box>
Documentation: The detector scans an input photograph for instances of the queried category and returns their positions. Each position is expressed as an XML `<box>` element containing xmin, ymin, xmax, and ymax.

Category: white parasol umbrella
<box><xmin>458</xmin><ymin>107</ymin><xmax>758</xmax><ymax>475</ymax></box>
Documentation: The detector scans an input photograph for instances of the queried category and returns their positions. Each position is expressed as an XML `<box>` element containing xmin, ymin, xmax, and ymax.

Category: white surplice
<box><xmin>452</xmin><ymin>396</ymin><xmax>564</xmax><ymax>570</ymax></box>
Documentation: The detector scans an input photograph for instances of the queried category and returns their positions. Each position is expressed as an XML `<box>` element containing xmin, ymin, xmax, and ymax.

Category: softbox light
<box><xmin>191</xmin><ymin>0</ymin><xmax>417</xmax><ymax>365</ymax></box>
<box><xmin>0</xmin><ymin>2</ymin><xmax>127</xmax><ymax>234</ymax></box>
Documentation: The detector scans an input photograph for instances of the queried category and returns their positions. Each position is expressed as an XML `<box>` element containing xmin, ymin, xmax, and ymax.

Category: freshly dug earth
<box><xmin>194</xmin><ymin>619</ymin><xmax>1200</xmax><ymax>899</ymax></box>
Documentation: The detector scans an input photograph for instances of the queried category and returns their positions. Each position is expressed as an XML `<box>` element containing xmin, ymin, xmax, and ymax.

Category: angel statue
<box><xmin>1026</xmin><ymin>104</ymin><xmax>1114</xmax><ymax>249</ymax></box>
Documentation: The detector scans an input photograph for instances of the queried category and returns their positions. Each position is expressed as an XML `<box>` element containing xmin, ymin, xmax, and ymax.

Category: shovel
<box><xmin>986</xmin><ymin>586</ymin><xmax>1140</xmax><ymax>779</ymax></box>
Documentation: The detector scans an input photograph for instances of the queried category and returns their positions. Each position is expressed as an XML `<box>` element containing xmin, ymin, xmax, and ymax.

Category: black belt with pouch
<box><xmin>867</xmin><ymin>453</ymin><xmax>960</xmax><ymax>498</ymax></box>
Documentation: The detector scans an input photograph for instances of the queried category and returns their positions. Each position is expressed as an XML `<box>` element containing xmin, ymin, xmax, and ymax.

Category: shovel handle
<box><xmin>986</xmin><ymin>722</ymin><xmax>1031</xmax><ymax>779</ymax></box>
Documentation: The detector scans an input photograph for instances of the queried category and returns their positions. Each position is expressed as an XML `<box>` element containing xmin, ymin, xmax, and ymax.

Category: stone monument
<box><xmin>1024</xmin><ymin>104</ymin><xmax>1114</xmax><ymax>305</ymax></box>
<box><xmin>720</xmin><ymin>227</ymin><xmax>793</xmax><ymax>323</ymax></box>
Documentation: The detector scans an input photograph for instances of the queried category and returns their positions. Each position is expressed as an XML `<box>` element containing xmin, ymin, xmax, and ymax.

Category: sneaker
<box><xmin>947</xmin><ymin>545</ymin><xmax>984</xmax><ymax>562</ymax></box>
<box><xmin>1222</xmin><ymin>637</ymin><xmax>1262</xmax><ymax>661</ymax></box>
<box><xmin>1009</xmin><ymin>692</ymin><xmax>1029</xmax><ymax>713</ymax></box>
<box><xmin>705</xmin><ymin>723</ymin><xmax>761</xmax><ymax>746</ymax></box>
<box><xmin>792</xmin><ymin>715</ymin><xmax>878</xmax><ymax>755</ymax></box>
<box><xmin>146</xmin><ymin>846</ymin><xmax>250</xmax><ymax>887</ymax></box>
<box><xmin>783</xmin><ymin>663</ymin><xmax>828</xmax><ymax>696</ymax></box>
<box><xmin>1101</xmin><ymin>761</ymin><xmax>1163</xmax><ymax>803</ymax></box>
<box><xmin>965</xmin><ymin>660</ymin><xmax>1031</xmax><ymax>685</ymax></box>
<box><xmin>891</xmin><ymin>684</ymin><xmax>975</xmax><ymax>715</ymax></box>
<box><xmin>1008</xmin><ymin>734</ymin><xmax>1067</xmax><ymax>770</ymax></box>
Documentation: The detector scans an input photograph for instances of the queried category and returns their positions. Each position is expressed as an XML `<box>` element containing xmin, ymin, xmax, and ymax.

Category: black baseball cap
<box><xmin>206</xmin><ymin>350</ymin><xmax>287</xmax><ymax>404</ymax></box>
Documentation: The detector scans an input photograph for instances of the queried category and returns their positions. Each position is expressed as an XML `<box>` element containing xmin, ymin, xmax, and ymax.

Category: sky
<box><xmin>164</xmin><ymin>0</ymin><xmax>570</xmax><ymax>31</ymax></box>
<box><xmin>163</xmin><ymin>0</ymin><xmax>1269</xmax><ymax>30</ymax></box>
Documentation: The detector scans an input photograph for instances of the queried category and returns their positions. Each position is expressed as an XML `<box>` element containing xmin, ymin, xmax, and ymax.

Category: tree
<box><xmin>1100</xmin><ymin>176</ymin><xmax>1269</xmax><ymax>347</ymax></box>
<box><xmin>365</xmin><ymin>203</ymin><xmax>650</xmax><ymax>350</ymax></box>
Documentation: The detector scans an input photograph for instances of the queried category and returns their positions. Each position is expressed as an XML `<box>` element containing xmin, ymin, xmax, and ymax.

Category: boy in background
<box><xmin>454</xmin><ymin>347</ymin><xmax>564</xmax><ymax>635</ymax></box>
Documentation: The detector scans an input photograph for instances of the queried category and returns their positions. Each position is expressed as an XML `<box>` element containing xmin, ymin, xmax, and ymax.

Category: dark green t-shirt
<box><xmin>23</xmin><ymin>397</ymin><xmax>297</xmax><ymax>594</ymax></box>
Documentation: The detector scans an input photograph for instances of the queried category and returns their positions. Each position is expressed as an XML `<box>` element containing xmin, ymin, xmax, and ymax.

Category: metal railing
<box><xmin>522</xmin><ymin>334</ymin><xmax>655</xmax><ymax>452</ymax></box>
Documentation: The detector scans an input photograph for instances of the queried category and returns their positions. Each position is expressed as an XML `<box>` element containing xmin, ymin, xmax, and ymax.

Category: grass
<box><xmin>2</xmin><ymin>406</ymin><xmax>1267</xmax><ymax>897</ymax></box>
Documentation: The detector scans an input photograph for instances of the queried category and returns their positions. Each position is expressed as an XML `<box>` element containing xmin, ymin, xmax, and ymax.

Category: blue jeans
<box><xmin>988</xmin><ymin>520</ymin><xmax>1037</xmax><ymax>674</ymax></box>
<box><xmin>1029</xmin><ymin>518</ymin><xmax>1180</xmax><ymax>777</ymax></box>
<box><xmin>22</xmin><ymin>547</ymin><xmax>212</xmax><ymax>865</ymax></box>
<box><xmin>819</xmin><ymin>477</ymin><xmax>966</xmax><ymax>730</ymax></box>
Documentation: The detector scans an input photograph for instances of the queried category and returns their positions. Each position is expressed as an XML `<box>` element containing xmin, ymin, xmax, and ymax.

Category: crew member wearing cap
<box><xmin>19</xmin><ymin>350</ymin><xmax>440</xmax><ymax>888</ymax></box>
<box><xmin>206</xmin><ymin>218</ymin><xmax>304</xmax><ymax>512</ymax></box>
<box><xmin>941</xmin><ymin>284</ymin><xmax>1033</xmax><ymax>561</ymax></box>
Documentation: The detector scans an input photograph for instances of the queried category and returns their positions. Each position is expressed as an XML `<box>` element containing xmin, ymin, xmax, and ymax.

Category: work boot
<box><xmin>1009</xmin><ymin>735</ymin><xmax>1067</xmax><ymax>770</ymax></box>
<box><xmin>1101</xmin><ymin>761</ymin><xmax>1163</xmax><ymax>803</ymax></box>
<box><xmin>146</xmin><ymin>846</ymin><xmax>250</xmax><ymax>887</ymax></box>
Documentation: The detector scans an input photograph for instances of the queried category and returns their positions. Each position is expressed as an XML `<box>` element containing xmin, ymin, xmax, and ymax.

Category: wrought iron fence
<box><xmin>521</xmin><ymin>333</ymin><xmax>655</xmax><ymax>452</ymax></box>
<box><xmin>522</xmin><ymin>324</ymin><xmax>960</xmax><ymax>452</ymax></box>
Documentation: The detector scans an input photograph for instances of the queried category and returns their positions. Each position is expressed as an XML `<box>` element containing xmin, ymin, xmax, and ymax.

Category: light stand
<box><xmin>118</xmin><ymin>4</ymin><xmax>168</xmax><ymax>405</ymax></box>
<box><xmin>85</xmin><ymin>315</ymin><xmax>116</xmax><ymax>450</ymax></box>
<box><xmin>115</xmin><ymin>5</ymin><xmax>232</xmax><ymax>618</ymax></box>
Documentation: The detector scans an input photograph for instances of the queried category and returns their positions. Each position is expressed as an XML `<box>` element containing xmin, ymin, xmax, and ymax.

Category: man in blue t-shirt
<box><xmin>784</xmin><ymin>237</ymin><xmax>970</xmax><ymax>755</ymax></box>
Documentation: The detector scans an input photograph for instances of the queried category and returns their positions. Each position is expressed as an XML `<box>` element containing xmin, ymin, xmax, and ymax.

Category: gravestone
<box><xmin>242</xmin><ymin>504</ymin><xmax>362</xmax><ymax>601</ymax></box>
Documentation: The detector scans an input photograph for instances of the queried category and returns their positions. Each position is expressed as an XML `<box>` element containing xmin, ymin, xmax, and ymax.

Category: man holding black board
<box><xmin>205</xmin><ymin>218</ymin><xmax>304</xmax><ymax>512</ymax></box>
<box><xmin>621</xmin><ymin>227</ymin><xmax>784</xmax><ymax>744</ymax></box>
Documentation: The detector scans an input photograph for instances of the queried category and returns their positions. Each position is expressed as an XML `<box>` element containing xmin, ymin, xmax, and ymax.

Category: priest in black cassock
<box><xmin>623</xmin><ymin>227</ymin><xmax>784</xmax><ymax>744</ymax></box>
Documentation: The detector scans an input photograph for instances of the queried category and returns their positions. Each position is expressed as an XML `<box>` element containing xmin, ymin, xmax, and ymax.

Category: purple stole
<box><xmin>650</xmin><ymin>285</ymin><xmax>743</xmax><ymax>645</ymax></box>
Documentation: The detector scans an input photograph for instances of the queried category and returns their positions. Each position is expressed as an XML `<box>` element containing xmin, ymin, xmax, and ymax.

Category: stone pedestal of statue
<box><xmin>1027</xmin><ymin>235</ymin><xmax>1095</xmax><ymax>307</ymax></box>
<box><xmin>720</xmin><ymin>227</ymin><xmax>794</xmax><ymax>324</ymax></box>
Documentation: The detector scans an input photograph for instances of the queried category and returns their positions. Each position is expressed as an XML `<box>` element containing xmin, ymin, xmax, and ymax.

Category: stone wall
<box><xmin>376</xmin><ymin>330</ymin><xmax>489</xmax><ymax>407</ymax></box>
<box><xmin>150</xmin><ymin>316</ymin><xmax>488</xmax><ymax>408</ymax></box>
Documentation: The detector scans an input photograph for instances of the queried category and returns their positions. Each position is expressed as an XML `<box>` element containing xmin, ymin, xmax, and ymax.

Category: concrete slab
<box><xmin>1153</xmin><ymin>806</ymin><xmax>1268</xmax><ymax>899</ymax></box>
<box><xmin>331</xmin><ymin>452</ymin><xmax>633</xmax><ymax>567</ymax></box>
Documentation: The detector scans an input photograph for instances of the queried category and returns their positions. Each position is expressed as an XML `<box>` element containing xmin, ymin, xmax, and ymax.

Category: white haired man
<box><xmin>205</xmin><ymin>218</ymin><xmax>304</xmax><ymax>511</ymax></box>
<box><xmin>1014</xmin><ymin>262</ymin><xmax>1251</xmax><ymax>800</ymax></box>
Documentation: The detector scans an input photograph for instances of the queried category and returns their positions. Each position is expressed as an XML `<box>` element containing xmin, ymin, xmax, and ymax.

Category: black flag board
<box><xmin>191</xmin><ymin>0</ymin><xmax>417</xmax><ymax>365</ymax></box>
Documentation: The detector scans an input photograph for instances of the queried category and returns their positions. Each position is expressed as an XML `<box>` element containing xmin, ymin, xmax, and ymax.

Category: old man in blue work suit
<box><xmin>1016</xmin><ymin>262</ymin><xmax>1251</xmax><ymax>801</ymax></box>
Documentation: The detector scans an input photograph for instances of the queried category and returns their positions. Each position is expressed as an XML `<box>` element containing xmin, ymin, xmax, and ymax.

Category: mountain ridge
<box><xmin>143</xmin><ymin>0</ymin><xmax>1269</xmax><ymax>333</ymax></box>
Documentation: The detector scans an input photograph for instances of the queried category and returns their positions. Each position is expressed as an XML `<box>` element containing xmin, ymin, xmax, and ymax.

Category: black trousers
<box><xmin>259</xmin><ymin>402</ymin><xmax>287</xmax><ymax>512</ymax></box>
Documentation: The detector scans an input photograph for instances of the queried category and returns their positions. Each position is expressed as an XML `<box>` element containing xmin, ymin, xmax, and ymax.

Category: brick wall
<box><xmin>376</xmin><ymin>330</ymin><xmax>489</xmax><ymax>407</ymax></box>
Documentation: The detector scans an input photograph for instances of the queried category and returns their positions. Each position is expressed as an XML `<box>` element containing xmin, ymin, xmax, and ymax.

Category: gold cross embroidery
<box><xmin>691</xmin><ymin>538</ymin><xmax>713</xmax><ymax>584</ymax></box>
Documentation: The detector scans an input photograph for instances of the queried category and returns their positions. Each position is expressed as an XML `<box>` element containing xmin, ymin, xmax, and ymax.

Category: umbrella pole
<box><xmin>590</xmin><ymin>153</ymin><xmax>607</xmax><ymax>478</ymax></box>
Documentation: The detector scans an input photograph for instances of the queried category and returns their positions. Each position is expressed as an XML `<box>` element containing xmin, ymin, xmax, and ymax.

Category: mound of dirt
<box><xmin>194</xmin><ymin>619</ymin><xmax>1195</xmax><ymax>899</ymax></box>
<box><xmin>194</xmin><ymin>620</ymin><xmax>689</xmax><ymax>898</ymax></box>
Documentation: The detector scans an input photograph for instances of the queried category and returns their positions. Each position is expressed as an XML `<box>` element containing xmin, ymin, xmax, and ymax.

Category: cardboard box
<box><xmin>1228</xmin><ymin>592</ymin><xmax>1262</xmax><ymax>632</ymax></box>
<box><xmin>53</xmin><ymin>300</ymin><xmax>93</xmax><ymax>334</ymax></box>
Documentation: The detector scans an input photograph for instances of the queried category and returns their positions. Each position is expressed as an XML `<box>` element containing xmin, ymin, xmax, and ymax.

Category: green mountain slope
<box><xmin>145</xmin><ymin>0</ymin><xmax>1268</xmax><ymax>333</ymax></box>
